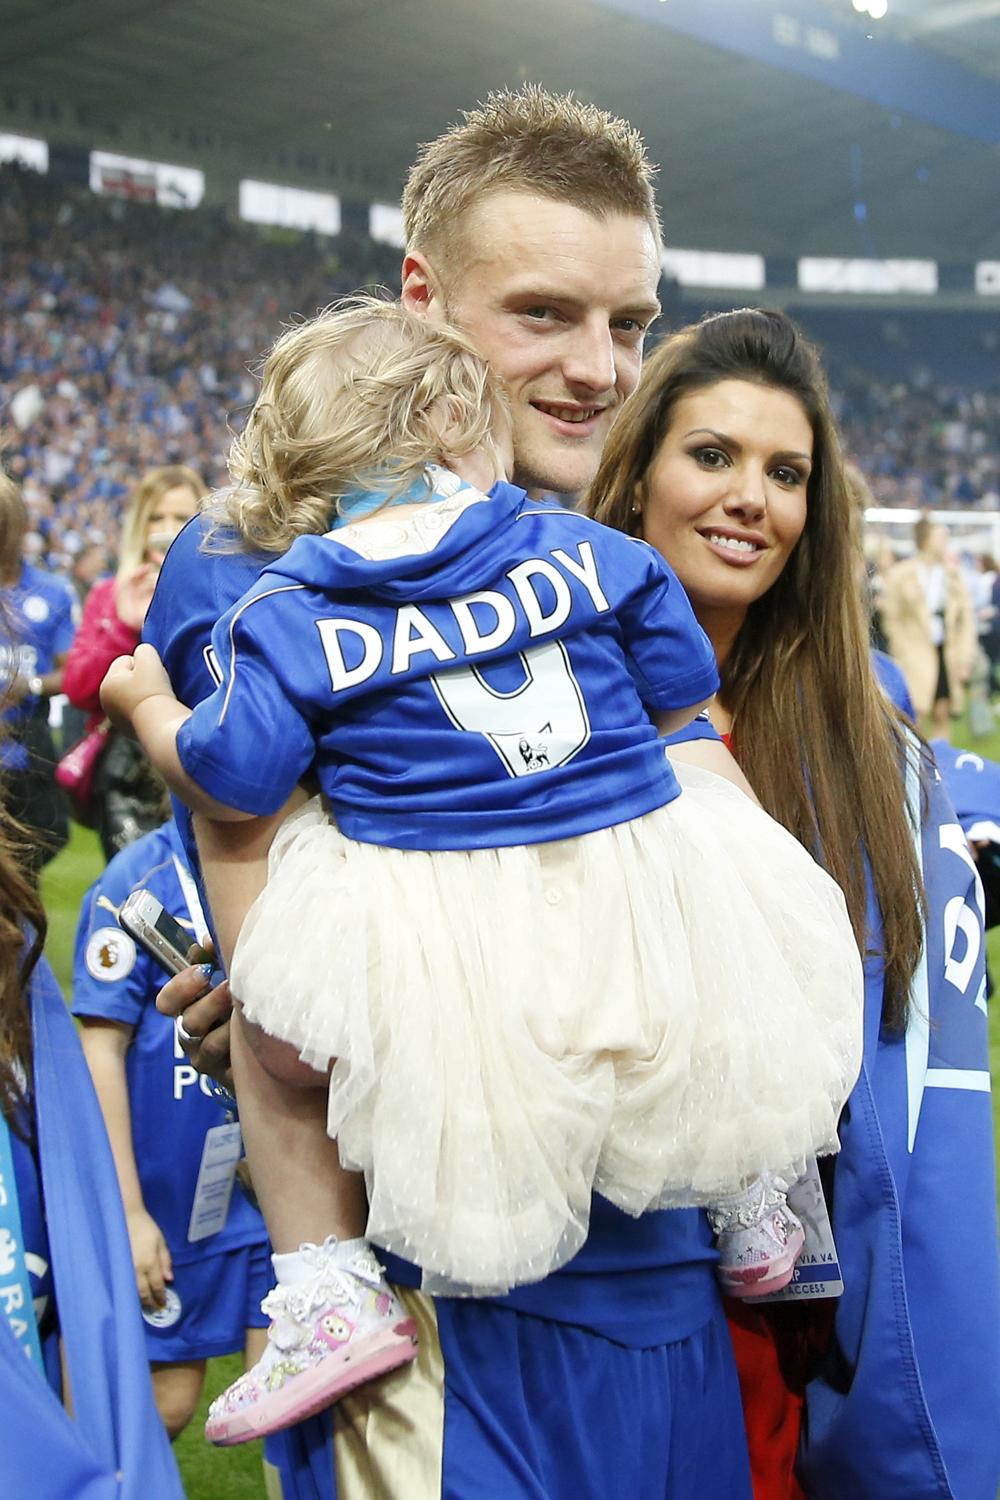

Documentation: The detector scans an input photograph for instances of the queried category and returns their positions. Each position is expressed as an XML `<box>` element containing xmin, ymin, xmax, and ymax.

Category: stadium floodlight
<box><xmin>798</xmin><ymin>257</ymin><xmax>937</xmax><ymax>294</ymax></box>
<box><xmin>660</xmin><ymin>248</ymin><xmax>766</xmax><ymax>291</ymax></box>
<box><xmin>239</xmin><ymin>180</ymin><xmax>340</xmax><ymax>235</ymax></box>
<box><xmin>370</xmin><ymin>202</ymin><xmax>405</xmax><ymax>249</ymax></box>
<box><xmin>0</xmin><ymin>133</ymin><xmax>48</xmax><ymax>172</ymax></box>
<box><xmin>851</xmin><ymin>0</ymin><xmax>889</xmax><ymax>15</ymax></box>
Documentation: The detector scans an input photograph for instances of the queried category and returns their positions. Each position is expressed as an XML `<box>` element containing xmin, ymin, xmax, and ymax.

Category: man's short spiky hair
<box><xmin>402</xmin><ymin>85</ymin><xmax>661</xmax><ymax>269</ymax></box>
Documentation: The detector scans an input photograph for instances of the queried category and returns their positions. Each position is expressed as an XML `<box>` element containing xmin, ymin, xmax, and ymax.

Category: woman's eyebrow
<box><xmin>682</xmin><ymin>427</ymin><xmax>811</xmax><ymax>463</ymax></box>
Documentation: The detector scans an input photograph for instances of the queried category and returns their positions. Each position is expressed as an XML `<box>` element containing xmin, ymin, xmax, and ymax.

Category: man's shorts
<box><xmin>142</xmin><ymin>1238</ymin><xmax>271</xmax><ymax>1364</ymax></box>
<box><xmin>333</xmin><ymin>1288</ymin><xmax>753</xmax><ymax>1500</ymax></box>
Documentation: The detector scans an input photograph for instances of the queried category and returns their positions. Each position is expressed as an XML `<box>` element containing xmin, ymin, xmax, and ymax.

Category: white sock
<box><xmin>271</xmin><ymin>1235</ymin><xmax>370</xmax><ymax>1286</ymax></box>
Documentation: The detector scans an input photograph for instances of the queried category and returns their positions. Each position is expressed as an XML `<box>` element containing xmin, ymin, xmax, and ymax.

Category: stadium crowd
<box><xmin>2</xmin><ymin>159</ymin><xmax>999</xmax><ymax>586</ymax></box>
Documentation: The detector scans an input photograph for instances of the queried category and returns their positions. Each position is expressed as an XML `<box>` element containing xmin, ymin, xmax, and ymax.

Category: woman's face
<box><xmin>639</xmin><ymin>379</ymin><xmax>813</xmax><ymax>625</ymax></box>
<box><xmin>144</xmin><ymin>484</ymin><xmax>199</xmax><ymax>564</ymax></box>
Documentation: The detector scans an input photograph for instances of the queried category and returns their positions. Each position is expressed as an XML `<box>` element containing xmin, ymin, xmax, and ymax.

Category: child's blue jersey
<box><xmin>71</xmin><ymin>820</ymin><xmax>267</xmax><ymax>1267</ymax></box>
<box><xmin>177</xmin><ymin>479</ymin><xmax>719</xmax><ymax>850</ymax></box>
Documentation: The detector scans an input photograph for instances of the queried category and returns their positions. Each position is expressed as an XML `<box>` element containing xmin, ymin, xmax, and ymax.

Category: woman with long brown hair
<box><xmin>585</xmin><ymin>307</ymin><xmax>1000</xmax><ymax>1500</ymax></box>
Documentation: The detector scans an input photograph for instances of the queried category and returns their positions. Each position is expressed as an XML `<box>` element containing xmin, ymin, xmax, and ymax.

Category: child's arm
<box><xmin>667</xmin><ymin>733</ymin><xmax>761</xmax><ymax>805</ymax></box>
<box><xmin>655</xmin><ymin>696</ymin><xmax>713</xmax><ymax>738</ymax></box>
<box><xmin>101</xmin><ymin>643</ymin><xmax>255</xmax><ymax>822</ymax></box>
<box><xmin>78</xmin><ymin>1017</ymin><xmax>174</xmax><ymax>1310</ymax></box>
<box><xmin>192</xmin><ymin>792</ymin><xmax>310</xmax><ymax>972</ymax></box>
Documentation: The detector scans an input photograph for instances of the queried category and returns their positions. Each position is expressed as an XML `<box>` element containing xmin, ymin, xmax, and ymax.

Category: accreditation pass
<box><xmin>187</xmin><ymin>1121</ymin><xmax>243</xmax><ymax>1242</ymax></box>
<box><xmin>756</xmin><ymin>1154</ymin><xmax>844</xmax><ymax>1302</ymax></box>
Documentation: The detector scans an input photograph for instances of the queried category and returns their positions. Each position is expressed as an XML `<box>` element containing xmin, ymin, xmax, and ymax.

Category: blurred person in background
<box><xmin>0</xmin><ymin>729</ymin><xmax>183</xmax><ymax>1498</ymax></box>
<box><xmin>971</xmin><ymin>552</ymin><xmax>1000</xmax><ymax>696</ymax></box>
<box><xmin>63</xmin><ymin>464</ymin><xmax>205</xmax><ymax>858</ymax></box>
<box><xmin>0</xmin><ymin>469</ymin><xmax>76</xmax><ymax>874</ymax></box>
<box><xmin>72</xmin><ymin>817</ymin><xmax>273</xmax><ymax>1449</ymax></box>
<box><xmin>585</xmin><ymin>306</ymin><xmax>1000</xmax><ymax>1500</ymax></box>
<box><xmin>70</xmin><ymin>539</ymin><xmax>111</xmax><ymax>605</ymax></box>
<box><xmin>881</xmin><ymin>516</ymin><xmax>976</xmax><ymax>739</ymax></box>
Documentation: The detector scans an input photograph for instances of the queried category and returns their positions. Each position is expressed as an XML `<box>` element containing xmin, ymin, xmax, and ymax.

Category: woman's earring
<box><xmin>630</xmin><ymin>502</ymin><xmax>640</xmax><ymax>515</ymax></box>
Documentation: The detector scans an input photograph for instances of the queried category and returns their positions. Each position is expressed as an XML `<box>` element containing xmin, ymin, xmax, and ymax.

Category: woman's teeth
<box><xmin>708</xmin><ymin>533</ymin><xmax>758</xmax><ymax>553</ymax></box>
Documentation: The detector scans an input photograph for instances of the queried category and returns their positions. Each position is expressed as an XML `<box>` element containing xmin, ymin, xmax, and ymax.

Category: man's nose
<box><xmin>561</xmin><ymin>322</ymin><xmax>617</xmax><ymax>395</ymax></box>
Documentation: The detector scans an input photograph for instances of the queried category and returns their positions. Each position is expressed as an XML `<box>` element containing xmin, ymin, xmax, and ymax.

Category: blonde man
<box><xmin>149</xmin><ymin>88</ymin><xmax>753</xmax><ymax>1500</ymax></box>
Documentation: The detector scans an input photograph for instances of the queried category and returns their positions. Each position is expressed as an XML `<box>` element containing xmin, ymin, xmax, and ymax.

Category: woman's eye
<box><xmin>693</xmin><ymin>447</ymin><xmax>727</xmax><ymax>469</ymax></box>
<box><xmin>772</xmin><ymin>467</ymin><xmax>805</xmax><ymax>486</ymax></box>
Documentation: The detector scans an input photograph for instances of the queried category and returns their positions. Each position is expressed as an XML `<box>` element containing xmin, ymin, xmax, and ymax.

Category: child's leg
<box><xmin>230</xmin><ymin>1008</ymin><xmax>366</xmax><ymax>1252</ymax></box>
<box><xmin>206</xmin><ymin>997</ymin><xmax>417</xmax><ymax>1447</ymax></box>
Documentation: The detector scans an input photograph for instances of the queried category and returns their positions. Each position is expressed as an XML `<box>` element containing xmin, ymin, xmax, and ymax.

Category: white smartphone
<box><xmin>117</xmin><ymin>888</ymin><xmax>211</xmax><ymax>976</ymax></box>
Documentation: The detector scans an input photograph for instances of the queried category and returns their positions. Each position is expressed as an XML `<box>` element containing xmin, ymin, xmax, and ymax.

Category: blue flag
<box><xmin>0</xmin><ymin>953</ymin><xmax>183</xmax><ymax>1500</ymax></box>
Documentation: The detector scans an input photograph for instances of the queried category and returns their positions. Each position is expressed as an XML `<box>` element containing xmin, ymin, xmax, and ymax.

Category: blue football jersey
<box><xmin>0</xmin><ymin>562</ymin><xmax>77</xmax><ymax>765</ymax></box>
<box><xmin>177</xmin><ymin>479</ymin><xmax>719</xmax><ymax>849</ymax></box>
<box><xmin>71</xmin><ymin>821</ymin><xmax>267</xmax><ymax>1267</ymax></box>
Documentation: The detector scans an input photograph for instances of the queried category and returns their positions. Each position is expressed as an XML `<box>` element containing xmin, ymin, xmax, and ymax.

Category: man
<box><xmin>148</xmin><ymin>87</ymin><xmax>752</xmax><ymax>1500</ymax></box>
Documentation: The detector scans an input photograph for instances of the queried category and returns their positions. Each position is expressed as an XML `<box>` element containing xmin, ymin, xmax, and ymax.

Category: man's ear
<box><xmin>401</xmin><ymin>249</ymin><xmax>445</xmax><ymax>322</ymax></box>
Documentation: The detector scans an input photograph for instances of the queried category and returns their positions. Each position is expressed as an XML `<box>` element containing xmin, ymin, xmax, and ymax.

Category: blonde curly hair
<box><xmin>217</xmin><ymin>295</ymin><xmax>507</xmax><ymax>555</ymax></box>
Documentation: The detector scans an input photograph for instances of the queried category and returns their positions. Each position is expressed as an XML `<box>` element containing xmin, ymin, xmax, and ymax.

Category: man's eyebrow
<box><xmin>683</xmin><ymin>427</ymin><xmax>812</xmax><ymax>463</ymax></box>
<box><xmin>504</xmin><ymin>287</ymin><xmax>661</xmax><ymax>320</ymax></box>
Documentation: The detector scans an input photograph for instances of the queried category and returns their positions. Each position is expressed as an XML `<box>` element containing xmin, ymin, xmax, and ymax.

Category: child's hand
<box><xmin>100</xmin><ymin>642</ymin><xmax>175</xmax><ymax>732</ymax></box>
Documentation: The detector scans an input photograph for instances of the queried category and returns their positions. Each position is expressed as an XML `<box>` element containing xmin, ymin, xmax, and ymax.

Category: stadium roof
<box><xmin>0</xmin><ymin>0</ymin><xmax>998</xmax><ymax>263</ymax></box>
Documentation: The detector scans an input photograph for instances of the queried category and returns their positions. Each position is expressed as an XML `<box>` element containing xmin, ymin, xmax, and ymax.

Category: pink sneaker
<box><xmin>708</xmin><ymin>1175</ymin><xmax>805</xmax><ymax>1299</ymax></box>
<box><xmin>205</xmin><ymin>1239</ymin><xmax>418</xmax><ymax>1445</ymax></box>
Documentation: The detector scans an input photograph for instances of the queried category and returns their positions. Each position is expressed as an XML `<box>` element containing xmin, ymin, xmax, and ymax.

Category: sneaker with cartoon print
<box><xmin>205</xmin><ymin>1238</ymin><xmax>419</xmax><ymax>1445</ymax></box>
<box><xmin>708</xmin><ymin>1174</ymin><xmax>806</xmax><ymax>1298</ymax></box>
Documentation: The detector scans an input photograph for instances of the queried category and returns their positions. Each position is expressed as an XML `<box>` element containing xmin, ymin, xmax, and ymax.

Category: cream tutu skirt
<box><xmin>230</xmin><ymin>765</ymin><xmax>863</xmax><ymax>1295</ymax></box>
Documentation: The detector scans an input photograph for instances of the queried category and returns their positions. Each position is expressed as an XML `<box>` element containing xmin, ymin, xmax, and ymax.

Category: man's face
<box><xmin>405</xmin><ymin>191</ymin><xmax>661</xmax><ymax>494</ymax></box>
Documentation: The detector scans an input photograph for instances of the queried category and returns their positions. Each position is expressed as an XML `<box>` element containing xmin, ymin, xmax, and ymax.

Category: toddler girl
<box><xmin>102</xmin><ymin>297</ymin><xmax>863</xmax><ymax>1444</ymax></box>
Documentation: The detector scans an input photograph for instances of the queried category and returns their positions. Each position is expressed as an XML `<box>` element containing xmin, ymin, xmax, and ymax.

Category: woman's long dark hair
<box><xmin>586</xmin><ymin>308</ymin><xmax>925</xmax><ymax>1031</ymax></box>
<box><xmin>0</xmin><ymin>791</ymin><xmax>44</xmax><ymax>1126</ymax></box>
<box><xmin>0</xmin><ymin>476</ymin><xmax>46</xmax><ymax>1121</ymax></box>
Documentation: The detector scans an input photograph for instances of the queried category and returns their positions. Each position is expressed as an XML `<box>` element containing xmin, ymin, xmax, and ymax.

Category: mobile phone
<box><xmin>118</xmin><ymin>888</ymin><xmax>211</xmax><ymax>976</ymax></box>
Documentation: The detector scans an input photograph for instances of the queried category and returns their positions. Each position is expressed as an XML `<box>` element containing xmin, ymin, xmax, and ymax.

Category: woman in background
<box><xmin>62</xmin><ymin>464</ymin><xmax>205</xmax><ymax>858</ymax></box>
<box><xmin>881</xmin><ymin>516</ymin><xmax>976</xmax><ymax>740</ymax></box>
<box><xmin>586</xmin><ymin>306</ymin><xmax>1000</xmax><ymax>1500</ymax></box>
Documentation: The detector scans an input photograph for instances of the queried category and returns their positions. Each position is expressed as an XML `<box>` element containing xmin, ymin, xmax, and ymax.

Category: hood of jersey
<box><xmin>269</xmin><ymin>478</ymin><xmax>532</xmax><ymax>603</ymax></box>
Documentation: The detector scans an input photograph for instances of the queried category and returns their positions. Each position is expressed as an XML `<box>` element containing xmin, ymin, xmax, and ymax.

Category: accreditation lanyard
<box><xmin>172</xmin><ymin>854</ymin><xmax>209</xmax><ymax>947</ymax></box>
<box><xmin>0</xmin><ymin>1105</ymin><xmax>45</xmax><ymax>1368</ymax></box>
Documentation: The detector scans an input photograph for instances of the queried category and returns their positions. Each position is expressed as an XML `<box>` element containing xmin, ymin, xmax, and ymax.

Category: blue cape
<box><xmin>798</xmin><ymin>741</ymin><xmax>1000</xmax><ymax>1499</ymax></box>
<box><xmin>0</xmin><ymin>955</ymin><xmax>183</xmax><ymax>1500</ymax></box>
